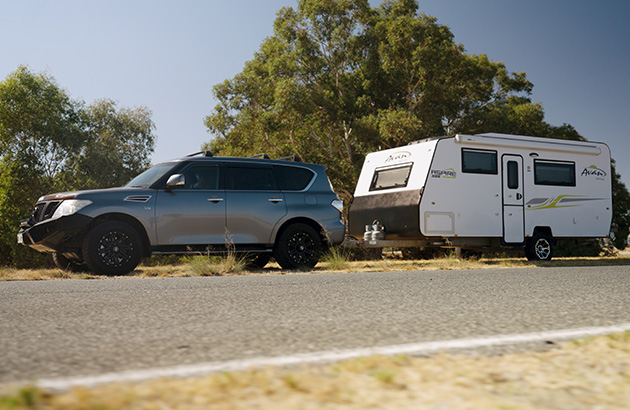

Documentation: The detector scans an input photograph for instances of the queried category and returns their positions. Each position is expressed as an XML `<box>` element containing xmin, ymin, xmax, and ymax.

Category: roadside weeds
<box><xmin>2</xmin><ymin>252</ymin><xmax>630</xmax><ymax>281</ymax></box>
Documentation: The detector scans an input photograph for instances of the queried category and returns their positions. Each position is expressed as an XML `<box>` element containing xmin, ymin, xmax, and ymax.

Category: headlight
<box><xmin>52</xmin><ymin>199</ymin><xmax>93</xmax><ymax>219</ymax></box>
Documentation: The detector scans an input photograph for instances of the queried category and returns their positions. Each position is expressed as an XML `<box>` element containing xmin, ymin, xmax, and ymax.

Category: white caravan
<box><xmin>347</xmin><ymin>133</ymin><xmax>613</xmax><ymax>260</ymax></box>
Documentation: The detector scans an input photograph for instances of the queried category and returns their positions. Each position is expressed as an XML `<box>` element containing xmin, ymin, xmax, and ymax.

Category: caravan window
<box><xmin>507</xmin><ymin>161</ymin><xmax>519</xmax><ymax>189</ymax></box>
<box><xmin>462</xmin><ymin>149</ymin><xmax>498</xmax><ymax>174</ymax></box>
<box><xmin>534</xmin><ymin>160</ymin><xmax>576</xmax><ymax>186</ymax></box>
<box><xmin>370</xmin><ymin>164</ymin><xmax>413</xmax><ymax>191</ymax></box>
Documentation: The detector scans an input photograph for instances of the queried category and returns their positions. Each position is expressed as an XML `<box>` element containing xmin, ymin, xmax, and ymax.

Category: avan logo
<box><xmin>385</xmin><ymin>151</ymin><xmax>411</xmax><ymax>163</ymax></box>
<box><xmin>431</xmin><ymin>168</ymin><xmax>456</xmax><ymax>179</ymax></box>
<box><xmin>581</xmin><ymin>165</ymin><xmax>607</xmax><ymax>178</ymax></box>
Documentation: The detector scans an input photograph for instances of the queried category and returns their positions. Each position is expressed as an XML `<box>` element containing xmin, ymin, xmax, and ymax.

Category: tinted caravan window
<box><xmin>507</xmin><ymin>161</ymin><xmax>519</xmax><ymax>189</ymax></box>
<box><xmin>369</xmin><ymin>164</ymin><xmax>413</xmax><ymax>191</ymax></box>
<box><xmin>534</xmin><ymin>160</ymin><xmax>576</xmax><ymax>187</ymax></box>
<box><xmin>462</xmin><ymin>149</ymin><xmax>498</xmax><ymax>174</ymax></box>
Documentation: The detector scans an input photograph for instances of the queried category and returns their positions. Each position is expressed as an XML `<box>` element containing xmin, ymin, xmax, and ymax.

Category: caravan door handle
<box><xmin>517</xmin><ymin>193</ymin><xmax>523</xmax><ymax>200</ymax></box>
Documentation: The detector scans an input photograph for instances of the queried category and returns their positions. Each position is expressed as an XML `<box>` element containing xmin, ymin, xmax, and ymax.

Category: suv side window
<box><xmin>274</xmin><ymin>165</ymin><xmax>315</xmax><ymax>191</ymax></box>
<box><xmin>226</xmin><ymin>166</ymin><xmax>277</xmax><ymax>191</ymax></box>
<box><xmin>182</xmin><ymin>165</ymin><xmax>220</xmax><ymax>190</ymax></box>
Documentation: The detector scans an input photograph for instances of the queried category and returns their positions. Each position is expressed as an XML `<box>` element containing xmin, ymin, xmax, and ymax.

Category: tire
<box><xmin>52</xmin><ymin>252</ymin><xmax>88</xmax><ymax>272</ymax></box>
<box><xmin>82</xmin><ymin>221</ymin><xmax>142</xmax><ymax>275</ymax></box>
<box><xmin>274</xmin><ymin>223</ymin><xmax>322</xmax><ymax>269</ymax></box>
<box><xmin>525</xmin><ymin>233</ymin><xmax>553</xmax><ymax>261</ymax></box>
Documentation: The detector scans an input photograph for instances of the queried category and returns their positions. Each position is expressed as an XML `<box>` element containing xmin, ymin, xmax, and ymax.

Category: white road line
<box><xmin>36</xmin><ymin>323</ymin><xmax>630</xmax><ymax>391</ymax></box>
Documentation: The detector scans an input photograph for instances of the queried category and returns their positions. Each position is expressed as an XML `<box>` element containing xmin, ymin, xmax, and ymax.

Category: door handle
<box><xmin>268</xmin><ymin>198</ymin><xmax>283</xmax><ymax>203</ymax></box>
<box><xmin>207</xmin><ymin>197</ymin><xmax>224</xmax><ymax>203</ymax></box>
<box><xmin>516</xmin><ymin>193</ymin><xmax>523</xmax><ymax>200</ymax></box>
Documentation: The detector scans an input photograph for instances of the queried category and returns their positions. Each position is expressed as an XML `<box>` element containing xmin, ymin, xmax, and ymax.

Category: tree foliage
<box><xmin>205</xmin><ymin>0</ymin><xmax>629</xmax><ymax>249</ymax></box>
<box><xmin>204</xmin><ymin>0</ymin><xmax>538</xmax><ymax>194</ymax></box>
<box><xmin>62</xmin><ymin>99</ymin><xmax>156</xmax><ymax>189</ymax></box>
<box><xmin>0</xmin><ymin>66</ymin><xmax>156</xmax><ymax>266</ymax></box>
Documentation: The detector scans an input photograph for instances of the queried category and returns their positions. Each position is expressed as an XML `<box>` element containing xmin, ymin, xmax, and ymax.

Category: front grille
<box><xmin>31</xmin><ymin>201</ymin><xmax>62</xmax><ymax>223</ymax></box>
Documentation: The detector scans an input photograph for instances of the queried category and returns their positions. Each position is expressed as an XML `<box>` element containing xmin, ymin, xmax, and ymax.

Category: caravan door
<box><xmin>502</xmin><ymin>155</ymin><xmax>524</xmax><ymax>243</ymax></box>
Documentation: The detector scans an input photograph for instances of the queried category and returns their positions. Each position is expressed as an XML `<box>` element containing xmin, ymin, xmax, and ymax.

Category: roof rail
<box><xmin>277</xmin><ymin>155</ymin><xmax>301</xmax><ymax>162</ymax></box>
<box><xmin>185</xmin><ymin>151</ymin><xmax>213</xmax><ymax>158</ymax></box>
<box><xmin>183</xmin><ymin>152</ymin><xmax>300</xmax><ymax>161</ymax></box>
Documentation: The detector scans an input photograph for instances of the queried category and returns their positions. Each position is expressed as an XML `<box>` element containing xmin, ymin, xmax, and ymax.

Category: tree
<box><xmin>0</xmin><ymin>66</ymin><xmax>82</xmax><ymax>266</ymax></box>
<box><xmin>204</xmin><ymin>0</ymin><xmax>534</xmax><ymax>194</ymax></box>
<box><xmin>0</xmin><ymin>66</ymin><xmax>156</xmax><ymax>267</ymax></box>
<box><xmin>61</xmin><ymin>99</ymin><xmax>156</xmax><ymax>189</ymax></box>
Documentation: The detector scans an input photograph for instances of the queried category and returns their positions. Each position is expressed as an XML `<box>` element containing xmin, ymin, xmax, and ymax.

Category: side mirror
<box><xmin>166</xmin><ymin>174</ymin><xmax>186</xmax><ymax>189</ymax></box>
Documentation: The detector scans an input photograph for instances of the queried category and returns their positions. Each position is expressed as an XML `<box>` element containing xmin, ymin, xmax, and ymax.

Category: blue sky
<box><xmin>1</xmin><ymin>0</ymin><xmax>628</xmax><ymax>187</ymax></box>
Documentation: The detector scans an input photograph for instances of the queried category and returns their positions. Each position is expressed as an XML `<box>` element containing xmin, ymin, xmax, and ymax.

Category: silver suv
<box><xmin>18</xmin><ymin>152</ymin><xmax>345</xmax><ymax>275</ymax></box>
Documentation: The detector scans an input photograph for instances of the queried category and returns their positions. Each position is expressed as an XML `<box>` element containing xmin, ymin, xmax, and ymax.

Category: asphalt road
<box><xmin>1</xmin><ymin>266</ymin><xmax>629</xmax><ymax>384</ymax></box>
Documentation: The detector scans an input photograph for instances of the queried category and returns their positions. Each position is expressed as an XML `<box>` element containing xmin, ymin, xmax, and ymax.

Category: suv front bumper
<box><xmin>18</xmin><ymin>214</ymin><xmax>93</xmax><ymax>253</ymax></box>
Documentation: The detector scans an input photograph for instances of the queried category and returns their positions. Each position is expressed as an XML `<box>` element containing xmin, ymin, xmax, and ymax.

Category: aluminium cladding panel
<box><xmin>521</xmin><ymin>141</ymin><xmax>612</xmax><ymax>238</ymax></box>
<box><xmin>419</xmin><ymin>138</ymin><xmax>503</xmax><ymax>238</ymax></box>
<box><xmin>348</xmin><ymin>140</ymin><xmax>438</xmax><ymax>239</ymax></box>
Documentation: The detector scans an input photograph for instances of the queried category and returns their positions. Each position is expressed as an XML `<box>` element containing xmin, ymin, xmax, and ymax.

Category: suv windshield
<box><xmin>126</xmin><ymin>162</ymin><xmax>177</xmax><ymax>188</ymax></box>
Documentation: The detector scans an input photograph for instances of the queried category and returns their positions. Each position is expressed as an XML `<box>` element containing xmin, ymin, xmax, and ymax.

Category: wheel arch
<box><xmin>274</xmin><ymin>217</ymin><xmax>329</xmax><ymax>248</ymax></box>
<box><xmin>532</xmin><ymin>226</ymin><xmax>554</xmax><ymax>242</ymax></box>
<box><xmin>89</xmin><ymin>213</ymin><xmax>152</xmax><ymax>257</ymax></box>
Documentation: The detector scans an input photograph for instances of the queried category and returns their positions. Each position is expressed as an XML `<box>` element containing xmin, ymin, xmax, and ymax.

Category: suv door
<box><xmin>224</xmin><ymin>164</ymin><xmax>287</xmax><ymax>244</ymax></box>
<box><xmin>155</xmin><ymin>164</ymin><xmax>226</xmax><ymax>245</ymax></box>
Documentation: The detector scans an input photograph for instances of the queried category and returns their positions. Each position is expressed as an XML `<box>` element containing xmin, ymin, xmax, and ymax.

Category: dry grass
<box><xmin>183</xmin><ymin>254</ymin><xmax>249</xmax><ymax>276</ymax></box>
<box><xmin>2</xmin><ymin>332</ymin><xmax>629</xmax><ymax>409</ymax></box>
<box><xmin>2</xmin><ymin>251</ymin><xmax>630</xmax><ymax>281</ymax></box>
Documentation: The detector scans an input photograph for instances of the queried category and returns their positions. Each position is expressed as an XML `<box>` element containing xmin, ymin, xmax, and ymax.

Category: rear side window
<box><xmin>226</xmin><ymin>166</ymin><xmax>277</xmax><ymax>190</ymax></box>
<box><xmin>370</xmin><ymin>164</ymin><xmax>413</xmax><ymax>191</ymax></box>
<box><xmin>462</xmin><ymin>149</ymin><xmax>497</xmax><ymax>174</ymax></box>
<box><xmin>534</xmin><ymin>160</ymin><xmax>576</xmax><ymax>186</ymax></box>
<box><xmin>275</xmin><ymin>165</ymin><xmax>315</xmax><ymax>191</ymax></box>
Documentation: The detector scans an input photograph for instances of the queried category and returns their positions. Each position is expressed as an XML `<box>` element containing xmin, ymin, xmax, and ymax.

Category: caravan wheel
<box><xmin>525</xmin><ymin>233</ymin><xmax>553</xmax><ymax>261</ymax></box>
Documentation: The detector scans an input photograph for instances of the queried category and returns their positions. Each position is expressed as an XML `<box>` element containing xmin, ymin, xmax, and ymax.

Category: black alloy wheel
<box><xmin>274</xmin><ymin>223</ymin><xmax>322</xmax><ymax>269</ymax></box>
<box><xmin>82</xmin><ymin>221</ymin><xmax>142</xmax><ymax>275</ymax></box>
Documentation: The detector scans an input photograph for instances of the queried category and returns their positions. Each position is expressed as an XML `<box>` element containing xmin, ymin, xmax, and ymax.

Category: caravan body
<box><xmin>348</xmin><ymin>133</ymin><xmax>612</xmax><ymax>259</ymax></box>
